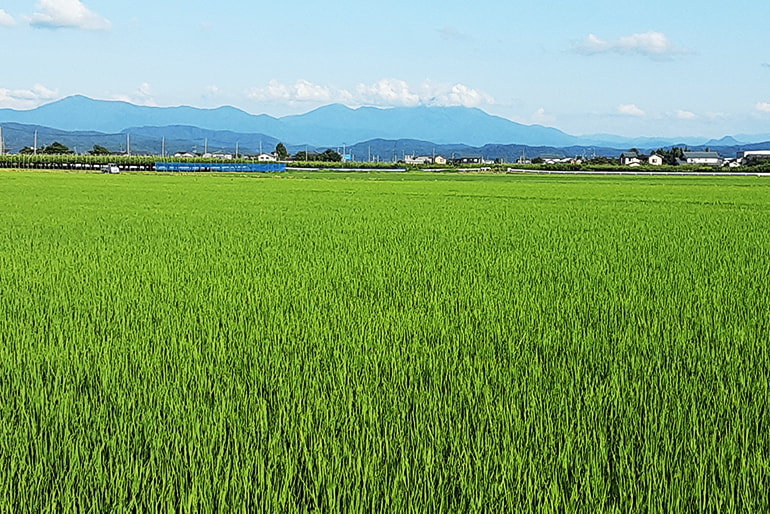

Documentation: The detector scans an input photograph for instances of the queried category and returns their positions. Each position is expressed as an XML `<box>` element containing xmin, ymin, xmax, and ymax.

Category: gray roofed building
<box><xmin>681</xmin><ymin>151</ymin><xmax>722</xmax><ymax>166</ymax></box>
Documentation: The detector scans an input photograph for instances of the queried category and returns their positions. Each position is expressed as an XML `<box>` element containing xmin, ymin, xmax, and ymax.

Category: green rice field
<box><xmin>1</xmin><ymin>170</ymin><xmax>769</xmax><ymax>512</ymax></box>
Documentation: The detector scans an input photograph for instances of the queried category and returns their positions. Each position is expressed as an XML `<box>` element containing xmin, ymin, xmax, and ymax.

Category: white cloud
<box><xmin>294</xmin><ymin>80</ymin><xmax>336</xmax><ymax>102</ymax></box>
<box><xmin>676</xmin><ymin>110</ymin><xmax>697</xmax><ymax>120</ymax></box>
<box><xmin>358</xmin><ymin>79</ymin><xmax>421</xmax><ymax>107</ymax></box>
<box><xmin>247</xmin><ymin>79</ymin><xmax>342</xmax><ymax>104</ymax></box>
<box><xmin>247</xmin><ymin>79</ymin><xmax>494</xmax><ymax>109</ymax></box>
<box><xmin>574</xmin><ymin>31</ymin><xmax>690</xmax><ymax>60</ymax></box>
<box><xmin>112</xmin><ymin>83</ymin><xmax>156</xmax><ymax>106</ymax></box>
<box><xmin>756</xmin><ymin>102</ymin><xmax>770</xmax><ymax>113</ymax></box>
<box><xmin>425</xmin><ymin>82</ymin><xmax>495</xmax><ymax>108</ymax></box>
<box><xmin>0</xmin><ymin>84</ymin><xmax>59</xmax><ymax>109</ymax></box>
<box><xmin>0</xmin><ymin>9</ymin><xmax>16</xmax><ymax>26</ymax></box>
<box><xmin>531</xmin><ymin>107</ymin><xmax>556</xmax><ymax>125</ymax></box>
<box><xmin>204</xmin><ymin>85</ymin><xmax>221</xmax><ymax>97</ymax></box>
<box><xmin>29</xmin><ymin>0</ymin><xmax>111</xmax><ymax>30</ymax></box>
<box><xmin>618</xmin><ymin>104</ymin><xmax>645</xmax><ymax>117</ymax></box>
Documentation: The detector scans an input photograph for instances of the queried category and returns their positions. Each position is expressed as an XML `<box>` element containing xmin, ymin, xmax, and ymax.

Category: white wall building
<box><xmin>737</xmin><ymin>150</ymin><xmax>770</xmax><ymax>166</ymax></box>
<box><xmin>620</xmin><ymin>151</ymin><xmax>642</xmax><ymax>166</ymax></box>
<box><xmin>648</xmin><ymin>154</ymin><xmax>664</xmax><ymax>166</ymax></box>
<box><xmin>682</xmin><ymin>151</ymin><xmax>722</xmax><ymax>166</ymax></box>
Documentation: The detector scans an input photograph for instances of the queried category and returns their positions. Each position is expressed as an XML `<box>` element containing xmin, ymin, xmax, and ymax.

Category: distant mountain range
<box><xmin>1</xmin><ymin>95</ymin><xmax>769</xmax><ymax>157</ymax></box>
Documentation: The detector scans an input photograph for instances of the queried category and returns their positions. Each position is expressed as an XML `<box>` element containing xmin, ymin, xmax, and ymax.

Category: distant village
<box><xmin>168</xmin><ymin>149</ymin><xmax>770</xmax><ymax>168</ymax></box>
<box><xmin>3</xmin><ymin>128</ymin><xmax>770</xmax><ymax>169</ymax></box>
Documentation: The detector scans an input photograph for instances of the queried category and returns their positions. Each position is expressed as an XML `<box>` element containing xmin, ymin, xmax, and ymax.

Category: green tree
<box><xmin>293</xmin><ymin>150</ymin><xmax>310</xmax><ymax>161</ymax></box>
<box><xmin>40</xmin><ymin>142</ymin><xmax>74</xmax><ymax>154</ymax></box>
<box><xmin>655</xmin><ymin>147</ymin><xmax>687</xmax><ymax>166</ymax></box>
<box><xmin>89</xmin><ymin>145</ymin><xmax>113</xmax><ymax>155</ymax></box>
<box><xmin>275</xmin><ymin>143</ymin><xmax>289</xmax><ymax>160</ymax></box>
<box><xmin>19</xmin><ymin>146</ymin><xmax>35</xmax><ymax>155</ymax></box>
<box><xmin>318</xmin><ymin>149</ymin><xmax>342</xmax><ymax>162</ymax></box>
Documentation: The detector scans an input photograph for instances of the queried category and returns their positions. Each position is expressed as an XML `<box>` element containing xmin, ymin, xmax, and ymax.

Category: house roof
<box><xmin>621</xmin><ymin>151</ymin><xmax>639</xmax><ymax>158</ymax></box>
<box><xmin>683</xmin><ymin>151</ymin><xmax>721</xmax><ymax>159</ymax></box>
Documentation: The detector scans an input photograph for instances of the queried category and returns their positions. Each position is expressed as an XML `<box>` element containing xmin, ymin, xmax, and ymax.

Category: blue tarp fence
<box><xmin>155</xmin><ymin>162</ymin><xmax>286</xmax><ymax>172</ymax></box>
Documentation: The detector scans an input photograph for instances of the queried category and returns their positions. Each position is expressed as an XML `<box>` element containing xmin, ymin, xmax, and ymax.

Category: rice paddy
<box><xmin>0</xmin><ymin>170</ymin><xmax>768</xmax><ymax>512</ymax></box>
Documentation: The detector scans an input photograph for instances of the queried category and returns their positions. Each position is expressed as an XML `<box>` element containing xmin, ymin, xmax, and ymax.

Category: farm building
<box><xmin>620</xmin><ymin>151</ymin><xmax>642</xmax><ymax>166</ymax></box>
<box><xmin>538</xmin><ymin>154</ymin><xmax>571</xmax><ymax>164</ymax></box>
<box><xmin>738</xmin><ymin>150</ymin><xmax>770</xmax><ymax>166</ymax></box>
<box><xmin>404</xmin><ymin>155</ymin><xmax>434</xmax><ymax>165</ymax></box>
<box><xmin>648</xmin><ymin>154</ymin><xmax>664</xmax><ymax>166</ymax></box>
<box><xmin>681</xmin><ymin>151</ymin><xmax>723</xmax><ymax>166</ymax></box>
<box><xmin>451</xmin><ymin>156</ymin><xmax>483</xmax><ymax>165</ymax></box>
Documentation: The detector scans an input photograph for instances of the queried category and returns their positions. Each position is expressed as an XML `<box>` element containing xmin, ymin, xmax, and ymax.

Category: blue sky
<box><xmin>1</xmin><ymin>0</ymin><xmax>769</xmax><ymax>138</ymax></box>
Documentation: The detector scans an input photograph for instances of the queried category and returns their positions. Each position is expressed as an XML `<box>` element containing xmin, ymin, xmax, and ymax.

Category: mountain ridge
<box><xmin>0</xmin><ymin>96</ymin><xmax>579</xmax><ymax>147</ymax></box>
<box><xmin>1</xmin><ymin>95</ymin><xmax>769</xmax><ymax>151</ymax></box>
<box><xmin>1</xmin><ymin>121</ymin><xmax>766</xmax><ymax>161</ymax></box>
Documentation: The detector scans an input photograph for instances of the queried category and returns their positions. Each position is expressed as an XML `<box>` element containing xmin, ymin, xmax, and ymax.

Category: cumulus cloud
<box><xmin>0</xmin><ymin>84</ymin><xmax>59</xmax><ymax>109</ymax></box>
<box><xmin>248</xmin><ymin>79</ymin><xmax>341</xmax><ymax>104</ymax></box>
<box><xmin>426</xmin><ymin>82</ymin><xmax>495</xmax><ymax>108</ymax></box>
<box><xmin>531</xmin><ymin>108</ymin><xmax>556</xmax><ymax>125</ymax></box>
<box><xmin>358</xmin><ymin>79</ymin><xmax>421</xmax><ymax>107</ymax></box>
<box><xmin>0</xmin><ymin>9</ymin><xmax>16</xmax><ymax>26</ymax></box>
<box><xmin>618</xmin><ymin>104</ymin><xmax>645</xmax><ymax>117</ymax></box>
<box><xmin>112</xmin><ymin>83</ymin><xmax>156</xmax><ymax>106</ymax></box>
<box><xmin>29</xmin><ymin>0</ymin><xmax>111</xmax><ymax>30</ymax></box>
<box><xmin>204</xmin><ymin>85</ymin><xmax>221</xmax><ymax>97</ymax></box>
<box><xmin>676</xmin><ymin>110</ymin><xmax>697</xmax><ymax>120</ymax></box>
<box><xmin>574</xmin><ymin>31</ymin><xmax>690</xmax><ymax>59</ymax></box>
<box><xmin>246</xmin><ymin>79</ymin><xmax>495</xmax><ymax>109</ymax></box>
<box><xmin>756</xmin><ymin>102</ymin><xmax>770</xmax><ymax>113</ymax></box>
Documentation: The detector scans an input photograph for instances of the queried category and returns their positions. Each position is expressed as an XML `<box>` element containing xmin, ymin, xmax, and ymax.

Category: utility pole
<box><xmin>235</xmin><ymin>141</ymin><xmax>239</xmax><ymax>159</ymax></box>
<box><xmin>127</xmin><ymin>134</ymin><xmax>131</xmax><ymax>156</ymax></box>
<box><xmin>0</xmin><ymin>126</ymin><xmax>3</xmax><ymax>155</ymax></box>
<box><xmin>162</xmin><ymin>137</ymin><xmax>165</xmax><ymax>158</ymax></box>
<box><xmin>34</xmin><ymin>131</ymin><xmax>38</xmax><ymax>155</ymax></box>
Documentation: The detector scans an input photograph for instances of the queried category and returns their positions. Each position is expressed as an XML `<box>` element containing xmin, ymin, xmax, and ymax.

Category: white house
<box><xmin>404</xmin><ymin>155</ymin><xmax>433</xmax><ymax>165</ymax></box>
<box><xmin>682</xmin><ymin>151</ymin><xmax>722</xmax><ymax>166</ymax></box>
<box><xmin>204</xmin><ymin>152</ymin><xmax>233</xmax><ymax>160</ymax></box>
<box><xmin>434</xmin><ymin>155</ymin><xmax>447</xmax><ymax>165</ymax></box>
<box><xmin>620</xmin><ymin>151</ymin><xmax>642</xmax><ymax>166</ymax></box>
<box><xmin>648</xmin><ymin>154</ymin><xmax>664</xmax><ymax>166</ymax></box>
<box><xmin>538</xmin><ymin>154</ymin><xmax>572</xmax><ymax>164</ymax></box>
<box><xmin>257</xmin><ymin>153</ymin><xmax>278</xmax><ymax>162</ymax></box>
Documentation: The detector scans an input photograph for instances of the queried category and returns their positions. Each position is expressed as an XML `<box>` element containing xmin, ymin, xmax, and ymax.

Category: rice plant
<box><xmin>0</xmin><ymin>171</ymin><xmax>768</xmax><ymax>512</ymax></box>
